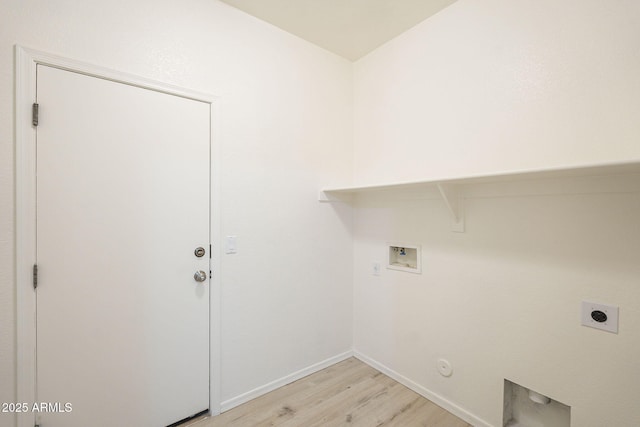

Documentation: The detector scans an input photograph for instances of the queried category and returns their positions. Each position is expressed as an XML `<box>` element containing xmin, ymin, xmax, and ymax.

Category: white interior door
<box><xmin>35</xmin><ymin>64</ymin><xmax>210</xmax><ymax>427</ymax></box>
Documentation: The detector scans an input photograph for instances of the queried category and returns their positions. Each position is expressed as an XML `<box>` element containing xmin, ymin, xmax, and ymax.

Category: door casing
<box><xmin>15</xmin><ymin>46</ymin><xmax>222</xmax><ymax>427</ymax></box>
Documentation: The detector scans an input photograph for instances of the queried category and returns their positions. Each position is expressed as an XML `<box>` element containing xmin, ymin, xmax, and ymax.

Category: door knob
<box><xmin>194</xmin><ymin>270</ymin><xmax>207</xmax><ymax>282</ymax></box>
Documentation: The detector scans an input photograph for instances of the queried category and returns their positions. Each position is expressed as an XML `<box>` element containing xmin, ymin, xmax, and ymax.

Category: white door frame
<box><xmin>15</xmin><ymin>45</ymin><xmax>222</xmax><ymax>427</ymax></box>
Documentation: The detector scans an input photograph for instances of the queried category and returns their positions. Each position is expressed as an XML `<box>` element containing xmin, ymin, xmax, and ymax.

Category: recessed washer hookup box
<box><xmin>387</xmin><ymin>243</ymin><xmax>421</xmax><ymax>274</ymax></box>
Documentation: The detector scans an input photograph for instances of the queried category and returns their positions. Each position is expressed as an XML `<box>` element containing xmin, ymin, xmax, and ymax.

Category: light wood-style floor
<box><xmin>186</xmin><ymin>357</ymin><xmax>471</xmax><ymax>427</ymax></box>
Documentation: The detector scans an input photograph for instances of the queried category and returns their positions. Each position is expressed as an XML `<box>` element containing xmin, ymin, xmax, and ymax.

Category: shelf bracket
<box><xmin>318</xmin><ymin>190</ymin><xmax>353</xmax><ymax>203</ymax></box>
<box><xmin>436</xmin><ymin>183</ymin><xmax>465</xmax><ymax>232</ymax></box>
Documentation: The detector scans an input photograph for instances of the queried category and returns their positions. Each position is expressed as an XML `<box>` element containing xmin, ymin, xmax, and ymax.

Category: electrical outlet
<box><xmin>372</xmin><ymin>262</ymin><xmax>381</xmax><ymax>276</ymax></box>
<box><xmin>581</xmin><ymin>301</ymin><xmax>619</xmax><ymax>333</ymax></box>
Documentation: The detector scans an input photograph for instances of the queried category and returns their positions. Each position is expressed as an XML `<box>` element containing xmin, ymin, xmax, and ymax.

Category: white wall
<box><xmin>354</xmin><ymin>0</ymin><xmax>640</xmax><ymax>185</ymax></box>
<box><xmin>353</xmin><ymin>178</ymin><xmax>640</xmax><ymax>426</ymax></box>
<box><xmin>352</xmin><ymin>1</ymin><xmax>640</xmax><ymax>426</ymax></box>
<box><xmin>0</xmin><ymin>0</ymin><xmax>353</xmax><ymax>423</ymax></box>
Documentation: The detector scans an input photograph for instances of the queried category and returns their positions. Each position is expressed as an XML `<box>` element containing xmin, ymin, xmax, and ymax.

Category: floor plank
<box><xmin>189</xmin><ymin>358</ymin><xmax>471</xmax><ymax>427</ymax></box>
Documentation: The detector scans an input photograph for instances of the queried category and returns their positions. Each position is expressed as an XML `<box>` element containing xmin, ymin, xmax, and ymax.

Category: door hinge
<box><xmin>33</xmin><ymin>264</ymin><xmax>38</xmax><ymax>289</ymax></box>
<box><xmin>32</xmin><ymin>103</ymin><xmax>39</xmax><ymax>127</ymax></box>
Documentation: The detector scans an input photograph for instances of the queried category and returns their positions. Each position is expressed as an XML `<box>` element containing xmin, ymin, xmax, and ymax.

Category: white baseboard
<box><xmin>220</xmin><ymin>350</ymin><xmax>354</xmax><ymax>412</ymax></box>
<box><xmin>353</xmin><ymin>351</ymin><xmax>493</xmax><ymax>427</ymax></box>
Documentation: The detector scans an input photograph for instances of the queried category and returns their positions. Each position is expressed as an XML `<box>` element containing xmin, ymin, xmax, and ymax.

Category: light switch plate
<box><xmin>581</xmin><ymin>301</ymin><xmax>618</xmax><ymax>333</ymax></box>
<box><xmin>225</xmin><ymin>236</ymin><xmax>237</xmax><ymax>254</ymax></box>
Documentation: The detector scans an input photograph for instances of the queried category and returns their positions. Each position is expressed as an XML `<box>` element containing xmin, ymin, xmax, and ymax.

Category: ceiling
<box><xmin>219</xmin><ymin>0</ymin><xmax>459</xmax><ymax>61</ymax></box>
